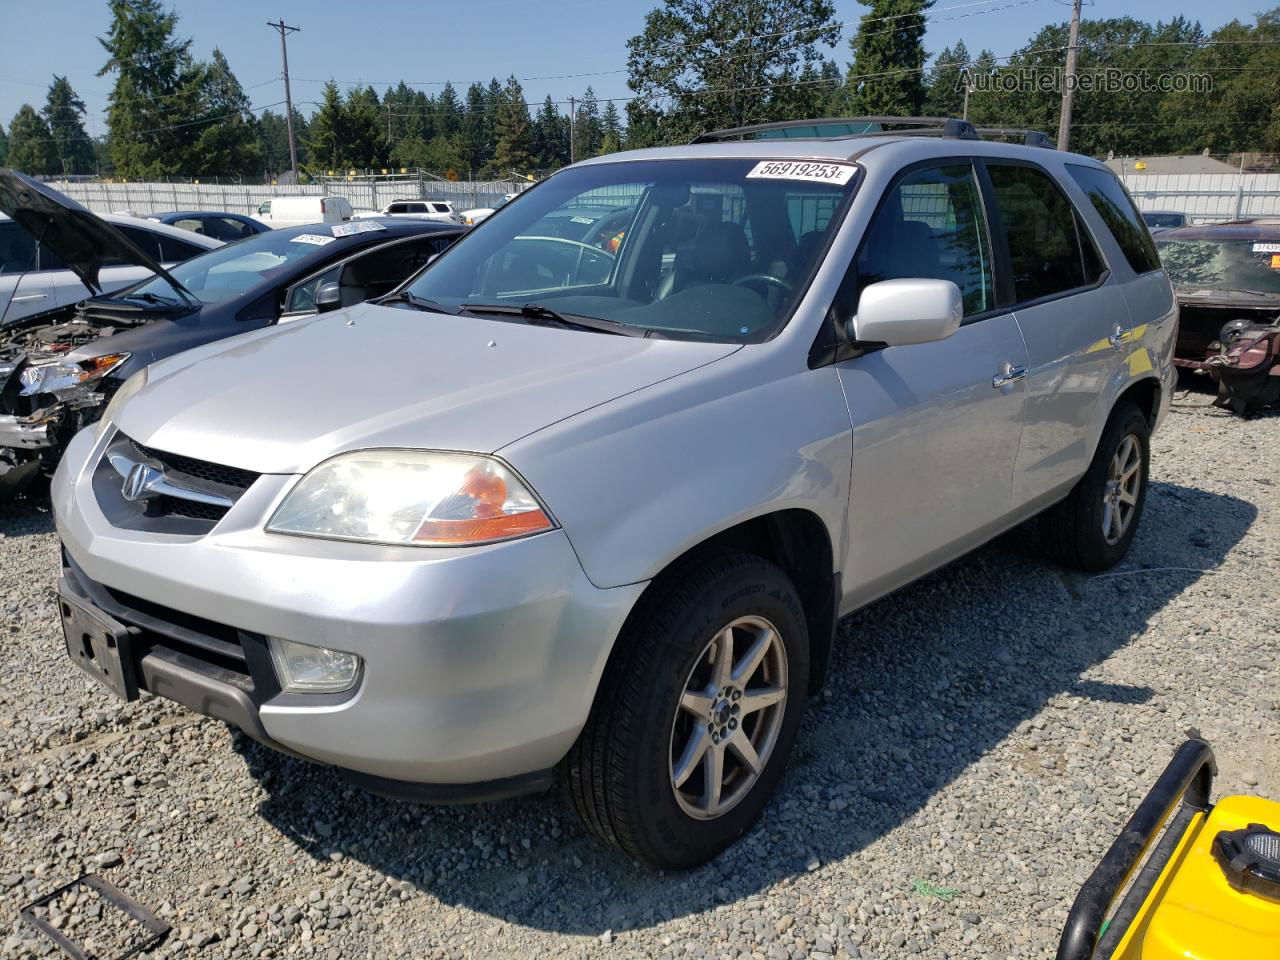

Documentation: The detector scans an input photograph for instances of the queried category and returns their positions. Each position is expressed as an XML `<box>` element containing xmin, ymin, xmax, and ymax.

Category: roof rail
<box><xmin>691</xmin><ymin>116</ymin><xmax>979</xmax><ymax>144</ymax></box>
<box><xmin>975</xmin><ymin>127</ymin><xmax>1055</xmax><ymax>149</ymax></box>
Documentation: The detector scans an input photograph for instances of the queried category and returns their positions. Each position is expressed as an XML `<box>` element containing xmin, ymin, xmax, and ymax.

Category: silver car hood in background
<box><xmin>114</xmin><ymin>305</ymin><xmax>741</xmax><ymax>474</ymax></box>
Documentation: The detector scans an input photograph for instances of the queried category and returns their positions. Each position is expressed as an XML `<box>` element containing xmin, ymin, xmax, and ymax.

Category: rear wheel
<box><xmin>1041</xmin><ymin>403</ymin><xmax>1151</xmax><ymax>571</ymax></box>
<box><xmin>563</xmin><ymin>550</ymin><xmax>809</xmax><ymax>869</ymax></box>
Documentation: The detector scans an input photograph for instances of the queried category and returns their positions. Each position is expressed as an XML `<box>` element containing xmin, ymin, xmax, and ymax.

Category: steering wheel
<box><xmin>733</xmin><ymin>273</ymin><xmax>793</xmax><ymax>298</ymax></box>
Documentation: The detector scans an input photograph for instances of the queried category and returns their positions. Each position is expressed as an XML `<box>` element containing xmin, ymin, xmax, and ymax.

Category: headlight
<box><xmin>94</xmin><ymin>366</ymin><xmax>148</xmax><ymax>440</ymax></box>
<box><xmin>269</xmin><ymin>637</ymin><xmax>362</xmax><ymax>694</ymax></box>
<box><xmin>19</xmin><ymin>353</ymin><xmax>130</xmax><ymax>397</ymax></box>
<box><xmin>266</xmin><ymin>450</ymin><xmax>555</xmax><ymax>546</ymax></box>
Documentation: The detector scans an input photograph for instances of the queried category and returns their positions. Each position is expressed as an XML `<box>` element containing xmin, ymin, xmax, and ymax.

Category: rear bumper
<box><xmin>53</xmin><ymin>425</ymin><xmax>647</xmax><ymax>787</ymax></box>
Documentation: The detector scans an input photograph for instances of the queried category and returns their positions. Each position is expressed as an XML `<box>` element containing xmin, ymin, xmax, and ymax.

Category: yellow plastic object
<box><xmin>1111</xmin><ymin>795</ymin><xmax>1280</xmax><ymax>959</ymax></box>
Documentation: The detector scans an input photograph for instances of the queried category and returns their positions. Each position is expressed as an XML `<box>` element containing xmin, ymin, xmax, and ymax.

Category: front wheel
<box><xmin>563</xmin><ymin>550</ymin><xmax>809</xmax><ymax>869</ymax></box>
<box><xmin>1041</xmin><ymin>402</ymin><xmax>1151</xmax><ymax>571</ymax></box>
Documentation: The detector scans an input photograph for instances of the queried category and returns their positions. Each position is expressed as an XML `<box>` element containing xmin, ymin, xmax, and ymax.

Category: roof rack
<box><xmin>691</xmin><ymin>116</ymin><xmax>979</xmax><ymax>144</ymax></box>
<box><xmin>975</xmin><ymin>127</ymin><xmax>1054</xmax><ymax>149</ymax></box>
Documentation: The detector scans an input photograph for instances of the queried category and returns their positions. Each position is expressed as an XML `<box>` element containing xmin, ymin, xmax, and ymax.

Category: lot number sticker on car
<box><xmin>332</xmin><ymin>221</ymin><xmax>387</xmax><ymax>237</ymax></box>
<box><xmin>291</xmin><ymin>234</ymin><xmax>336</xmax><ymax>246</ymax></box>
<box><xmin>1253</xmin><ymin>242</ymin><xmax>1280</xmax><ymax>253</ymax></box>
<box><xmin>746</xmin><ymin>160</ymin><xmax>856</xmax><ymax>185</ymax></box>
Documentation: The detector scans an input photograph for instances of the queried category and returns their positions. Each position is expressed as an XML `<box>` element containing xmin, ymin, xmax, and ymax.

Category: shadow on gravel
<box><xmin>239</xmin><ymin>479</ymin><xmax>1256</xmax><ymax>936</ymax></box>
<box><xmin>0</xmin><ymin>491</ymin><xmax>55</xmax><ymax>539</ymax></box>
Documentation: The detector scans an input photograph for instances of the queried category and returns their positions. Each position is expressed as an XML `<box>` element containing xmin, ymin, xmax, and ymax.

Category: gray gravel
<box><xmin>1</xmin><ymin>389</ymin><xmax>1278</xmax><ymax>959</ymax></box>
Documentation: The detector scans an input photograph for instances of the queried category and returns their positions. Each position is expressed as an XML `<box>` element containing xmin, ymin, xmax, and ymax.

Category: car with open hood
<box><xmin>1157</xmin><ymin>222</ymin><xmax>1280</xmax><ymax>412</ymax></box>
<box><xmin>52</xmin><ymin>117</ymin><xmax>1177</xmax><ymax>869</ymax></box>
<box><xmin>0</xmin><ymin>171</ymin><xmax>465</xmax><ymax>494</ymax></box>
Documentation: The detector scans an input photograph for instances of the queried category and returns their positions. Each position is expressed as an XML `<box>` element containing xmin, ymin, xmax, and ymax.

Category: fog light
<box><xmin>268</xmin><ymin>637</ymin><xmax>362</xmax><ymax>694</ymax></box>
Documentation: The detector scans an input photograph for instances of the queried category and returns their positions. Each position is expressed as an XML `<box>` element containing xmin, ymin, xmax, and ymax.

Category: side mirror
<box><xmin>850</xmin><ymin>278</ymin><xmax>963</xmax><ymax>347</ymax></box>
<box><xmin>315</xmin><ymin>282</ymin><xmax>342</xmax><ymax>314</ymax></box>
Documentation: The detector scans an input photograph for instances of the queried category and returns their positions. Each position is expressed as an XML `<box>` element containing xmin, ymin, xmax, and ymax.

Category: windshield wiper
<box><xmin>120</xmin><ymin>291</ymin><xmax>184</xmax><ymax>306</ymax></box>
<box><xmin>377</xmin><ymin>290</ymin><xmax>462</xmax><ymax>314</ymax></box>
<box><xmin>462</xmin><ymin>302</ymin><xmax>647</xmax><ymax>337</ymax></box>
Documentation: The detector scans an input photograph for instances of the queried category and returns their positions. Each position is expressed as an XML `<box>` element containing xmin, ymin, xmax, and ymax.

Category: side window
<box><xmin>987</xmin><ymin>163</ymin><xmax>1100</xmax><ymax>302</ymax></box>
<box><xmin>258</xmin><ymin>201</ymin><xmax>272</xmax><ymax>216</ymax></box>
<box><xmin>0</xmin><ymin>222</ymin><xmax>37</xmax><ymax>276</ymax></box>
<box><xmin>1065</xmin><ymin>164</ymin><xmax>1161</xmax><ymax>275</ymax></box>
<box><xmin>172</xmin><ymin>218</ymin><xmax>206</xmax><ymax>234</ymax></box>
<box><xmin>854</xmin><ymin>163</ymin><xmax>994</xmax><ymax>317</ymax></box>
<box><xmin>39</xmin><ymin>244</ymin><xmax>68</xmax><ymax>272</ymax></box>
<box><xmin>388</xmin><ymin>203</ymin><xmax>409</xmax><ymax>214</ymax></box>
<box><xmin>431</xmin><ymin>203</ymin><xmax>450</xmax><ymax>214</ymax></box>
<box><xmin>156</xmin><ymin>234</ymin><xmax>206</xmax><ymax>263</ymax></box>
<box><xmin>342</xmin><ymin>237</ymin><xmax>444</xmax><ymax>302</ymax></box>
<box><xmin>106</xmin><ymin>225</ymin><xmax>162</xmax><ymax>266</ymax></box>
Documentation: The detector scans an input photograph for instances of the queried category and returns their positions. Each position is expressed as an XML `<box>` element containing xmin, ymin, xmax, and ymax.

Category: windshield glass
<box><xmin>406</xmin><ymin>158</ymin><xmax>859</xmax><ymax>341</ymax></box>
<box><xmin>127</xmin><ymin>228</ymin><xmax>332</xmax><ymax>304</ymax></box>
<box><xmin>1143</xmin><ymin>213</ymin><xmax>1184</xmax><ymax>228</ymax></box>
<box><xmin>1157</xmin><ymin>237</ymin><xmax>1280</xmax><ymax>295</ymax></box>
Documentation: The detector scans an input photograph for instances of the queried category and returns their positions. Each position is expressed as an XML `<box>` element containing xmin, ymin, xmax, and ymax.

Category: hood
<box><xmin>0</xmin><ymin>169</ymin><xmax>177</xmax><ymax>296</ymax></box>
<box><xmin>114</xmin><ymin>304</ymin><xmax>740</xmax><ymax>473</ymax></box>
<box><xmin>1174</xmin><ymin>286</ymin><xmax>1280</xmax><ymax>308</ymax></box>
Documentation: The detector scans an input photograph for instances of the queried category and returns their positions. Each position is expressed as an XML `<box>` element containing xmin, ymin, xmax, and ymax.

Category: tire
<box><xmin>563</xmin><ymin>549</ymin><xmax>809</xmax><ymax>869</ymax></box>
<box><xmin>1041</xmin><ymin>402</ymin><xmax>1151</xmax><ymax>572</ymax></box>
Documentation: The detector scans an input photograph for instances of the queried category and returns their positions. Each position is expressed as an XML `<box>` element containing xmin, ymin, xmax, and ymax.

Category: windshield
<box><xmin>406</xmin><ymin>158</ymin><xmax>859</xmax><ymax>341</ymax></box>
<box><xmin>1143</xmin><ymin>213</ymin><xmax>1184</xmax><ymax>228</ymax></box>
<box><xmin>127</xmin><ymin>228</ymin><xmax>333</xmax><ymax>304</ymax></box>
<box><xmin>1157</xmin><ymin>237</ymin><xmax>1280</xmax><ymax>295</ymax></box>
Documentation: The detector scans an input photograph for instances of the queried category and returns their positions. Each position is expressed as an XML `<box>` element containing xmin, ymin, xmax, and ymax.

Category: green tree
<box><xmin>7</xmin><ymin>105</ymin><xmax>58</xmax><ymax>175</ymax></box>
<box><xmin>460</xmin><ymin>81</ymin><xmax>491</xmax><ymax>176</ymax></box>
<box><xmin>922</xmin><ymin>40</ymin><xmax>971</xmax><ymax>118</ymax></box>
<box><xmin>436</xmin><ymin>81</ymin><xmax>462</xmax><ymax>139</ymax></box>
<box><xmin>188</xmin><ymin>49</ymin><xmax>261</xmax><ymax>176</ymax></box>
<box><xmin>307</xmin><ymin>81</ymin><xmax>349</xmax><ymax>171</ymax></box>
<box><xmin>532</xmin><ymin>96</ymin><xmax>569</xmax><ymax>168</ymax></box>
<box><xmin>573</xmin><ymin>87</ymin><xmax>602</xmax><ymax>160</ymax></box>
<box><xmin>627</xmin><ymin>0</ymin><xmax>841</xmax><ymax>142</ymax></box>
<box><xmin>257</xmin><ymin>107</ymin><xmax>308</xmax><ymax>175</ymax></box>
<box><xmin>0</xmin><ymin>122</ymin><xmax>7</xmax><ymax>166</ymax></box>
<box><xmin>492</xmin><ymin>76</ymin><xmax>533</xmax><ymax>173</ymax></box>
<box><xmin>835</xmin><ymin>0</ymin><xmax>931</xmax><ymax>115</ymax></box>
<box><xmin>599</xmin><ymin>100</ymin><xmax>624</xmax><ymax>154</ymax></box>
<box><xmin>97</xmin><ymin>0</ymin><xmax>202</xmax><ymax>177</ymax></box>
<box><xmin>43</xmin><ymin>76</ymin><xmax>96</xmax><ymax>175</ymax></box>
<box><xmin>344</xmin><ymin>85</ymin><xmax>386</xmax><ymax>169</ymax></box>
<box><xmin>767</xmin><ymin>58</ymin><xmax>842</xmax><ymax>119</ymax></box>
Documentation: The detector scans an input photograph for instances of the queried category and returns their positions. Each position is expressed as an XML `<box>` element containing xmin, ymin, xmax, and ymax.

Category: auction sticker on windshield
<box><xmin>333</xmin><ymin>221</ymin><xmax>387</xmax><ymax>237</ymax></box>
<box><xmin>291</xmin><ymin>234</ymin><xmax>335</xmax><ymax>246</ymax></box>
<box><xmin>746</xmin><ymin>160</ymin><xmax>856</xmax><ymax>185</ymax></box>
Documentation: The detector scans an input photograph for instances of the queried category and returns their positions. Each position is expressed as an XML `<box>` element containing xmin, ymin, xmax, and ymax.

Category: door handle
<box><xmin>11</xmin><ymin>293</ymin><xmax>48</xmax><ymax>303</ymax></box>
<box><xmin>1108</xmin><ymin>325</ymin><xmax>1130</xmax><ymax>347</ymax></box>
<box><xmin>993</xmin><ymin>363</ymin><xmax>1027</xmax><ymax>388</ymax></box>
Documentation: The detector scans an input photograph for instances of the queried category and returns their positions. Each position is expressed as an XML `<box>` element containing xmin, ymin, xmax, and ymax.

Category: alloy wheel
<box><xmin>669</xmin><ymin>615</ymin><xmax>788</xmax><ymax>820</ymax></box>
<box><xmin>1102</xmin><ymin>433</ymin><xmax>1142</xmax><ymax>545</ymax></box>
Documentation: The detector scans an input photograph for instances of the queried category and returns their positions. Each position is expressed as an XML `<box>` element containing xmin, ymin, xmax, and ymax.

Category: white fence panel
<box><xmin>1121</xmin><ymin>172</ymin><xmax>1280</xmax><ymax>222</ymax></box>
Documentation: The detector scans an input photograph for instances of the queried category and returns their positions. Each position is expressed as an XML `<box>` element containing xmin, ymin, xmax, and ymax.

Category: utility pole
<box><xmin>1056</xmin><ymin>0</ymin><xmax>1082</xmax><ymax>151</ymax></box>
<box><xmin>569</xmin><ymin>96</ymin><xmax>576</xmax><ymax>164</ymax></box>
<box><xmin>267</xmin><ymin>19</ymin><xmax>301</xmax><ymax>180</ymax></box>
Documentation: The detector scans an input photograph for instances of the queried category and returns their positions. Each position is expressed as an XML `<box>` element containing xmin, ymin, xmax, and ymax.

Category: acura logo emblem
<box><xmin>121</xmin><ymin>462</ymin><xmax>164</xmax><ymax>502</ymax></box>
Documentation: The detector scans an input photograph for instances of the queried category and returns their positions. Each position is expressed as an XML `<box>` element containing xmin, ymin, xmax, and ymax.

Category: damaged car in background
<box><xmin>1157</xmin><ymin>222</ymin><xmax>1280</xmax><ymax>414</ymax></box>
<box><xmin>0</xmin><ymin>171</ymin><xmax>466</xmax><ymax>495</ymax></box>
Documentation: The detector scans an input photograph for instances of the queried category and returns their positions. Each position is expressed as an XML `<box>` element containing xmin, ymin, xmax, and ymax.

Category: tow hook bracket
<box><xmin>19</xmin><ymin>872</ymin><xmax>170</xmax><ymax>960</ymax></box>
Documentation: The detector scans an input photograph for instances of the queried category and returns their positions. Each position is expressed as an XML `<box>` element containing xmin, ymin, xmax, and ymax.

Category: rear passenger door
<box><xmin>835</xmin><ymin>161</ymin><xmax>1030</xmax><ymax>603</ymax></box>
<box><xmin>982</xmin><ymin>161</ymin><xmax>1126</xmax><ymax>508</ymax></box>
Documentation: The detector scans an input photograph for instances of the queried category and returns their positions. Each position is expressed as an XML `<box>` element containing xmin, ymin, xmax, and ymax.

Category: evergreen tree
<box><xmin>836</xmin><ymin>0</ymin><xmax>931</xmax><ymax>116</ymax></box>
<box><xmin>188</xmin><ymin>48</ymin><xmax>261</xmax><ymax>176</ymax></box>
<box><xmin>257</xmin><ymin>107</ymin><xmax>308</xmax><ymax>175</ymax></box>
<box><xmin>768</xmin><ymin>58</ymin><xmax>842</xmax><ymax>120</ymax></box>
<box><xmin>344</xmin><ymin>85</ymin><xmax>386</xmax><ymax>169</ymax></box>
<box><xmin>492</xmin><ymin>76</ymin><xmax>533</xmax><ymax>173</ymax></box>
<box><xmin>573</xmin><ymin>87</ymin><xmax>602</xmax><ymax>161</ymax></box>
<box><xmin>0</xmin><ymin>122</ymin><xmax>7</xmax><ymax>167</ymax></box>
<box><xmin>7</xmin><ymin>105</ymin><xmax>58</xmax><ymax>175</ymax></box>
<box><xmin>98</xmin><ymin>0</ymin><xmax>202</xmax><ymax>177</ymax></box>
<box><xmin>307</xmin><ymin>81</ymin><xmax>349</xmax><ymax>171</ymax></box>
<box><xmin>599</xmin><ymin>100</ymin><xmax>624</xmax><ymax>155</ymax></box>
<box><xmin>532</xmin><ymin>96</ymin><xmax>569</xmax><ymax>169</ymax></box>
<box><xmin>436</xmin><ymin>82</ymin><xmax>462</xmax><ymax>139</ymax></box>
<box><xmin>624</xmin><ymin>99</ymin><xmax>667</xmax><ymax>149</ymax></box>
<box><xmin>460</xmin><ymin>82</ymin><xmax>491</xmax><ymax>176</ymax></box>
<box><xmin>627</xmin><ymin>0</ymin><xmax>841</xmax><ymax>142</ymax></box>
<box><xmin>922</xmin><ymin>41</ymin><xmax>971</xmax><ymax>118</ymax></box>
<box><xmin>43</xmin><ymin>76</ymin><xmax>95</xmax><ymax>175</ymax></box>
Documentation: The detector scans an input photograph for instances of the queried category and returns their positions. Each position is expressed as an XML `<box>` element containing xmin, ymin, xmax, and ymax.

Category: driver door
<box><xmin>835</xmin><ymin>161</ymin><xmax>1029</xmax><ymax>607</ymax></box>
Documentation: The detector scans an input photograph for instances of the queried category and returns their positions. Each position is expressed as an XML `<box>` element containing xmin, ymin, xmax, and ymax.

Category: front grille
<box><xmin>134</xmin><ymin>441</ymin><xmax>260</xmax><ymax>492</ymax></box>
<box><xmin>154</xmin><ymin>494</ymin><xmax>229</xmax><ymax>521</ymax></box>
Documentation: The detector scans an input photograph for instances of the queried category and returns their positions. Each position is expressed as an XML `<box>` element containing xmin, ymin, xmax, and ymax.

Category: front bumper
<box><xmin>53</xmin><ymin>426</ymin><xmax>646</xmax><ymax>788</ymax></box>
<box><xmin>0</xmin><ymin>413</ymin><xmax>53</xmax><ymax>450</ymax></box>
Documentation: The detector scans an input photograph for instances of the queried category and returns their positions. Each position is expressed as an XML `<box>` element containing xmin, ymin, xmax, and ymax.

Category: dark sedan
<box><xmin>148</xmin><ymin>210</ymin><xmax>270</xmax><ymax>241</ymax></box>
<box><xmin>0</xmin><ymin>173</ymin><xmax>464</xmax><ymax>493</ymax></box>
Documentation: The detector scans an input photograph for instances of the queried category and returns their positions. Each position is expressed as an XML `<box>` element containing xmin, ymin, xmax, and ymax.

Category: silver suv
<box><xmin>51</xmin><ymin>118</ymin><xmax>1176</xmax><ymax>869</ymax></box>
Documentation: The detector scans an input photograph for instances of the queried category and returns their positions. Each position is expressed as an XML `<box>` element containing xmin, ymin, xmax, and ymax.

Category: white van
<box><xmin>256</xmin><ymin>196</ymin><xmax>354</xmax><ymax>228</ymax></box>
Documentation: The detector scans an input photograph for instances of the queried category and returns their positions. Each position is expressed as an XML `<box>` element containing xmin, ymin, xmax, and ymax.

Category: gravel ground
<box><xmin>1</xmin><ymin>389</ymin><xmax>1277</xmax><ymax>960</ymax></box>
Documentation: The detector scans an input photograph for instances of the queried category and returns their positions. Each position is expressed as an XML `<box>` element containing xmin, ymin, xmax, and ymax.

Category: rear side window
<box><xmin>0</xmin><ymin>221</ymin><xmax>37</xmax><ymax>276</ymax></box>
<box><xmin>156</xmin><ymin>234</ymin><xmax>206</xmax><ymax>262</ymax></box>
<box><xmin>431</xmin><ymin>203</ymin><xmax>450</xmax><ymax>213</ymax></box>
<box><xmin>1066</xmin><ymin>164</ymin><xmax>1161</xmax><ymax>275</ymax></box>
<box><xmin>854</xmin><ymin>163</ymin><xmax>994</xmax><ymax>317</ymax></box>
<box><xmin>987</xmin><ymin>163</ymin><xmax>1102</xmax><ymax>302</ymax></box>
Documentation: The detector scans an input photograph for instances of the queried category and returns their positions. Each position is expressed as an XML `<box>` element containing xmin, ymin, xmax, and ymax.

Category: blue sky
<box><xmin>0</xmin><ymin>0</ymin><xmax>1267</xmax><ymax>134</ymax></box>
